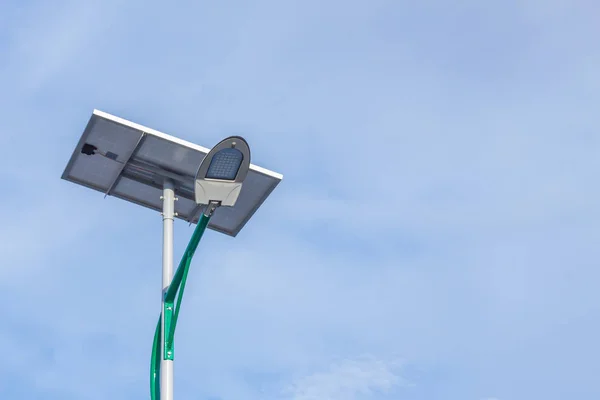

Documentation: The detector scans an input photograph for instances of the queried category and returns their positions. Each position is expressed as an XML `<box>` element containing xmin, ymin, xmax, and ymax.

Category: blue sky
<box><xmin>1</xmin><ymin>1</ymin><xmax>599</xmax><ymax>399</ymax></box>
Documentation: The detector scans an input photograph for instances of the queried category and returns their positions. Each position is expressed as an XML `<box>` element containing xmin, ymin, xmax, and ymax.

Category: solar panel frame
<box><xmin>61</xmin><ymin>110</ymin><xmax>283</xmax><ymax>237</ymax></box>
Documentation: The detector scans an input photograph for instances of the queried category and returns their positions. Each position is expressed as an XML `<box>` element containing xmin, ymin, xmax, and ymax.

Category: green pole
<box><xmin>150</xmin><ymin>213</ymin><xmax>212</xmax><ymax>400</ymax></box>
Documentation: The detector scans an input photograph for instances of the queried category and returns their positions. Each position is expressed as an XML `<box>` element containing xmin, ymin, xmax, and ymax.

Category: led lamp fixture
<box><xmin>194</xmin><ymin>136</ymin><xmax>251</xmax><ymax>208</ymax></box>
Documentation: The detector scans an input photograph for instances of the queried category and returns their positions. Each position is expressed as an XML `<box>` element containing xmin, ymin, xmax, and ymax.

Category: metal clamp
<box><xmin>203</xmin><ymin>201</ymin><xmax>220</xmax><ymax>217</ymax></box>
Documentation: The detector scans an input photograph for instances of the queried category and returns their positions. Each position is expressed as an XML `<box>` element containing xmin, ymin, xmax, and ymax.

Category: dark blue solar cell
<box><xmin>205</xmin><ymin>148</ymin><xmax>243</xmax><ymax>180</ymax></box>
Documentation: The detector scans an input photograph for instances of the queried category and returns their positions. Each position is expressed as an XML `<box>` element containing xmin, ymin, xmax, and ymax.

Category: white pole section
<box><xmin>161</xmin><ymin>179</ymin><xmax>175</xmax><ymax>400</ymax></box>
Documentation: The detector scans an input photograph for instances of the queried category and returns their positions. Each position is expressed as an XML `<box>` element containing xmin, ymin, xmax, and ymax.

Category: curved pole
<box><xmin>166</xmin><ymin>212</ymin><xmax>212</xmax><ymax>306</ymax></box>
<box><xmin>150</xmin><ymin>318</ymin><xmax>161</xmax><ymax>399</ymax></box>
<box><xmin>150</xmin><ymin>212</ymin><xmax>213</xmax><ymax>400</ymax></box>
<box><xmin>164</xmin><ymin>213</ymin><xmax>212</xmax><ymax>356</ymax></box>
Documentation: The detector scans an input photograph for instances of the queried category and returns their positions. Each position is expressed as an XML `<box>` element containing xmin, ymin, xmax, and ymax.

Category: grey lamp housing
<box><xmin>194</xmin><ymin>136</ymin><xmax>251</xmax><ymax>207</ymax></box>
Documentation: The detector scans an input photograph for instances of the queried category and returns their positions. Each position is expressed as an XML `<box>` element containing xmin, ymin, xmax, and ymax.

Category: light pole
<box><xmin>154</xmin><ymin>136</ymin><xmax>253</xmax><ymax>400</ymax></box>
<box><xmin>61</xmin><ymin>111</ymin><xmax>282</xmax><ymax>400</ymax></box>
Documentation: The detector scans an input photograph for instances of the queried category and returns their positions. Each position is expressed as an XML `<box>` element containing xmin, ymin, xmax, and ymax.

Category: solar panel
<box><xmin>61</xmin><ymin>110</ymin><xmax>283</xmax><ymax>236</ymax></box>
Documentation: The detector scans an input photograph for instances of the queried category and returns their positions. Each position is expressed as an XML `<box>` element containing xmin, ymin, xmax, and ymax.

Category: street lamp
<box><xmin>194</xmin><ymin>135</ymin><xmax>251</xmax><ymax>210</ymax></box>
<box><xmin>155</xmin><ymin>135</ymin><xmax>253</xmax><ymax>400</ymax></box>
<box><xmin>61</xmin><ymin>110</ymin><xmax>282</xmax><ymax>400</ymax></box>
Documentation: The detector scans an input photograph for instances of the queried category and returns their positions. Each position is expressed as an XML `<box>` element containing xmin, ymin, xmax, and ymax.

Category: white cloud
<box><xmin>282</xmin><ymin>356</ymin><xmax>404</xmax><ymax>400</ymax></box>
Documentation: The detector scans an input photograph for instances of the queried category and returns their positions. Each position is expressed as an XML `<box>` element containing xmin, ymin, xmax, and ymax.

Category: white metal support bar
<box><xmin>161</xmin><ymin>179</ymin><xmax>175</xmax><ymax>400</ymax></box>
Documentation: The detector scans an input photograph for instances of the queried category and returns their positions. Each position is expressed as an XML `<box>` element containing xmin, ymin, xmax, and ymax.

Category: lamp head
<box><xmin>194</xmin><ymin>136</ymin><xmax>251</xmax><ymax>208</ymax></box>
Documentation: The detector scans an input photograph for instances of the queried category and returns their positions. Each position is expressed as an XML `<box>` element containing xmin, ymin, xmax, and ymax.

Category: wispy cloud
<box><xmin>282</xmin><ymin>356</ymin><xmax>404</xmax><ymax>400</ymax></box>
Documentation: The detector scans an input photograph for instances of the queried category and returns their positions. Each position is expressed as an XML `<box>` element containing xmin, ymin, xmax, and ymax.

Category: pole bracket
<box><xmin>163</xmin><ymin>297</ymin><xmax>175</xmax><ymax>360</ymax></box>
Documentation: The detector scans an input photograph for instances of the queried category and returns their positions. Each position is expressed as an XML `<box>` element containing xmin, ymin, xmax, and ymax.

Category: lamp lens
<box><xmin>205</xmin><ymin>148</ymin><xmax>243</xmax><ymax>180</ymax></box>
